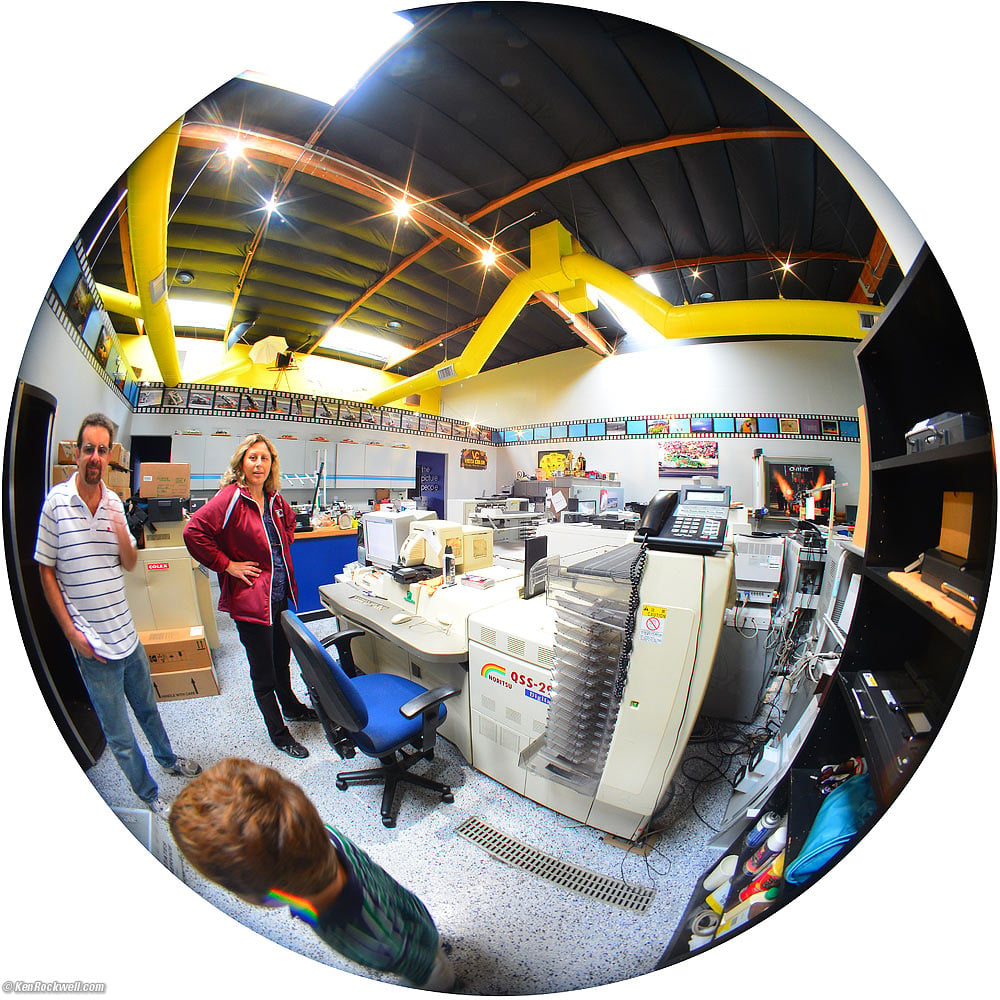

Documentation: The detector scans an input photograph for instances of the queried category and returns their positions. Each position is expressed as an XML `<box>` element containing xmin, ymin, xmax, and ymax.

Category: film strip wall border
<box><xmin>133</xmin><ymin>381</ymin><xmax>860</xmax><ymax>449</ymax></box>
<box><xmin>46</xmin><ymin>241</ymin><xmax>139</xmax><ymax>407</ymax></box>
<box><xmin>134</xmin><ymin>382</ymin><xmax>498</xmax><ymax>445</ymax></box>
<box><xmin>498</xmin><ymin>412</ymin><xmax>860</xmax><ymax>445</ymax></box>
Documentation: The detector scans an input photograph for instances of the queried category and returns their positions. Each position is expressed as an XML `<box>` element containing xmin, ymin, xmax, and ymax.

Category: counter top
<box><xmin>293</xmin><ymin>525</ymin><xmax>357</xmax><ymax>540</ymax></box>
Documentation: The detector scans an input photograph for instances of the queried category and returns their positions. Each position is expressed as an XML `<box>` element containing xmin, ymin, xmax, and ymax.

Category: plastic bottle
<box><xmin>442</xmin><ymin>545</ymin><xmax>456</xmax><ymax>586</ymax></box>
<box><xmin>744</xmin><ymin>823</ymin><xmax>788</xmax><ymax>876</ymax></box>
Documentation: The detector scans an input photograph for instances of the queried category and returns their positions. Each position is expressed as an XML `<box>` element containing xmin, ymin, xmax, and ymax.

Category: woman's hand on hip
<box><xmin>226</xmin><ymin>560</ymin><xmax>262</xmax><ymax>585</ymax></box>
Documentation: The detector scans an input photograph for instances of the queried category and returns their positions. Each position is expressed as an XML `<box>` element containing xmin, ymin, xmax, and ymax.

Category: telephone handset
<box><xmin>635</xmin><ymin>491</ymin><xmax>679</xmax><ymax>540</ymax></box>
<box><xmin>634</xmin><ymin>485</ymin><xmax>731</xmax><ymax>555</ymax></box>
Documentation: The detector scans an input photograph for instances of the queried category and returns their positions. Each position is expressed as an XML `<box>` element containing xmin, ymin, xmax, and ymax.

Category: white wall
<box><xmin>19</xmin><ymin>304</ymin><xmax>134</xmax><ymax>454</ymax></box>
<box><xmin>442</xmin><ymin>338</ymin><xmax>863</xmax><ymax>510</ymax></box>
<box><xmin>130</xmin><ymin>409</ymin><xmax>500</xmax><ymax>503</ymax></box>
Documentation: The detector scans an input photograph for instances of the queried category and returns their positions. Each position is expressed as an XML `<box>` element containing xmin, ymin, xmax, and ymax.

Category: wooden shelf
<box><xmin>870</xmin><ymin>435</ymin><xmax>992</xmax><ymax>472</ymax></box>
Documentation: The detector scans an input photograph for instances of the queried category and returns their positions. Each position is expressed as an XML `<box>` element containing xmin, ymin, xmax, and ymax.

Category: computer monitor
<box><xmin>577</xmin><ymin>499</ymin><xmax>597</xmax><ymax>515</ymax></box>
<box><xmin>362</xmin><ymin>510</ymin><xmax>433</xmax><ymax>570</ymax></box>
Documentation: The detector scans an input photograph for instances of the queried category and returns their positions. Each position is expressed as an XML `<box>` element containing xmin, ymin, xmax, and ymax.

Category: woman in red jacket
<box><xmin>184</xmin><ymin>432</ymin><xmax>315</xmax><ymax>758</ymax></box>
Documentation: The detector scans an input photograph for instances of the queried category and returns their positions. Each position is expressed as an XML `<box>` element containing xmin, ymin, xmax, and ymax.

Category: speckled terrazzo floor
<box><xmin>84</xmin><ymin>580</ymin><xmax>740</xmax><ymax>995</ymax></box>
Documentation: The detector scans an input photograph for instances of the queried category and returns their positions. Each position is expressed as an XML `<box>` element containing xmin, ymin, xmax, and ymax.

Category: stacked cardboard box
<box><xmin>52</xmin><ymin>439</ymin><xmax>131</xmax><ymax>500</ymax></box>
<box><xmin>138</xmin><ymin>462</ymin><xmax>190</xmax><ymax>498</ymax></box>
<box><xmin>139</xmin><ymin>624</ymin><xmax>219</xmax><ymax>702</ymax></box>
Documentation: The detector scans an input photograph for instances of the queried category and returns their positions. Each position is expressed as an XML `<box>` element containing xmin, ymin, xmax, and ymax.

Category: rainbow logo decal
<box><xmin>481</xmin><ymin>663</ymin><xmax>513</xmax><ymax>688</ymax></box>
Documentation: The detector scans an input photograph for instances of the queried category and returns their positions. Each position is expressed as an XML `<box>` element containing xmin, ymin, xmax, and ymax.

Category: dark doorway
<box><xmin>415</xmin><ymin>451</ymin><xmax>446</xmax><ymax>519</ymax></box>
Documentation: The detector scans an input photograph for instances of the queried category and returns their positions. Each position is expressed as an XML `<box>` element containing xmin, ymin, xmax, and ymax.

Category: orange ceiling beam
<box><xmin>849</xmin><ymin>229</ymin><xmax>893</xmax><ymax>303</ymax></box>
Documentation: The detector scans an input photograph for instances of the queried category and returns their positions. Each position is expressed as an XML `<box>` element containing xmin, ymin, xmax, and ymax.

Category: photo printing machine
<box><xmin>319</xmin><ymin>488</ymin><xmax>735</xmax><ymax>841</ymax></box>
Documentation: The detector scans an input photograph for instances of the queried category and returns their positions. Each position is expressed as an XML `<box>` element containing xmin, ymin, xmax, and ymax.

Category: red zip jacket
<box><xmin>183</xmin><ymin>482</ymin><xmax>298</xmax><ymax>625</ymax></box>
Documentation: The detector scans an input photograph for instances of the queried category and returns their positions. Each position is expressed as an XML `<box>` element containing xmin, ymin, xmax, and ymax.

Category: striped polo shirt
<box><xmin>34</xmin><ymin>474</ymin><xmax>139</xmax><ymax>660</ymax></box>
<box><xmin>305</xmin><ymin>826</ymin><xmax>439</xmax><ymax>985</ymax></box>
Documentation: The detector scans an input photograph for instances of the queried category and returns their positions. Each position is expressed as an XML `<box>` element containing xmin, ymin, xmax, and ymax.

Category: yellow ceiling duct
<box><xmin>364</xmin><ymin>220</ymin><xmax>882</xmax><ymax>406</ymax></box>
<box><xmin>126</xmin><ymin>118</ymin><xmax>184</xmax><ymax>387</ymax></box>
<box><xmin>95</xmin><ymin>283</ymin><xmax>143</xmax><ymax>320</ymax></box>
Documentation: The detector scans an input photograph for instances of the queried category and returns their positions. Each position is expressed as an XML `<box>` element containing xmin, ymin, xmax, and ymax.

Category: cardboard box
<box><xmin>103</xmin><ymin>467</ymin><xmax>130</xmax><ymax>501</ymax></box>
<box><xmin>940</xmin><ymin>491</ymin><xmax>974</xmax><ymax>559</ymax></box>
<box><xmin>138</xmin><ymin>462</ymin><xmax>190</xmax><ymax>498</ymax></box>
<box><xmin>109</xmin><ymin>441</ymin><xmax>130</xmax><ymax>470</ymax></box>
<box><xmin>51</xmin><ymin>464</ymin><xmax>76</xmax><ymax>485</ymax></box>
<box><xmin>56</xmin><ymin>440</ymin><xmax>77</xmax><ymax>464</ymax></box>
<box><xmin>140</xmin><ymin>625</ymin><xmax>212</xmax><ymax>672</ymax></box>
<box><xmin>150</xmin><ymin>665</ymin><xmax>220</xmax><ymax>702</ymax></box>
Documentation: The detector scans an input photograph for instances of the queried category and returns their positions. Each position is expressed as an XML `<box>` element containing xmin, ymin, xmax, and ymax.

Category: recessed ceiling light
<box><xmin>175</xmin><ymin>270</ymin><xmax>194</xmax><ymax>285</ymax></box>
<box><xmin>386</xmin><ymin>319</ymin><xmax>403</xmax><ymax>329</ymax></box>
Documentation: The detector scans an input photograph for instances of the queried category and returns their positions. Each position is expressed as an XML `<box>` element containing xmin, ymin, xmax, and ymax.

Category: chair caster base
<box><xmin>442</xmin><ymin>792</ymin><xmax>454</xmax><ymax>803</ymax></box>
<box><xmin>382</xmin><ymin>816</ymin><xmax>396</xmax><ymax>828</ymax></box>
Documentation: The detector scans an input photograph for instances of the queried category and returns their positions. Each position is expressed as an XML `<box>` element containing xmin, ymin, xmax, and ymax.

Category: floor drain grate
<box><xmin>455</xmin><ymin>816</ymin><xmax>656</xmax><ymax>913</ymax></box>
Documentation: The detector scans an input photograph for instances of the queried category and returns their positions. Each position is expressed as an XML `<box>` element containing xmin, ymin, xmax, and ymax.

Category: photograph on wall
<box><xmin>336</xmin><ymin>401</ymin><xmax>358</xmax><ymax>423</ymax></box>
<box><xmin>311</xmin><ymin>398</ymin><xmax>335</xmax><ymax>419</ymax></box>
<box><xmin>438</xmin><ymin>418</ymin><xmax>453</xmax><ymax>436</ymax></box>
<box><xmin>419</xmin><ymin>416</ymin><xmax>438</xmax><ymax>434</ymax></box>
<box><xmin>51</xmin><ymin>248</ymin><xmax>84</xmax><ymax>314</ymax></box>
<box><xmin>606</xmin><ymin>419</ymin><xmax>626</xmax><ymax>436</ymax></box>
<box><xmin>137</xmin><ymin>387</ymin><xmax>163</xmax><ymax>408</ymax></box>
<box><xmin>647</xmin><ymin>418</ymin><xmax>669</xmax><ymax>434</ymax></box>
<box><xmin>668</xmin><ymin>417</ymin><xmax>691</xmax><ymax>435</ymax></box>
<box><xmin>401</xmin><ymin>411</ymin><xmax>420</xmax><ymax>432</ymax></box>
<box><xmin>766</xmin><ymin>461</ymin><xmax>836</xmax><ymax>519</ymax></box>
<box><xmin>460</xmin><ymin>448</ymin><xmax>488</xmax><ymax>470</ymax></box>
<box><xmin>690</xmin><ymin>416</ymin><xmax>714</xmax><ymax>435</ymax></box>
<box><xmin>290</xmin><ymin>397</ymin><xmax>313</xmax><ymax>418</ymax></box>
<box><xmin>163</xmin><ymin>388</ymin><xmax>189</xmax><ymax>408</ymax></box>
<box><xmin>478</xmin><ymin>427</ymin><xmax>493</xmax><ymax>443</ymax></box>
<box><xmin>361</xmin><ymin>407</ymin><xmax>381</xmax><ymax>426</ymax></box>
<box><xmin>537</xmin><ymin>449</ymin><xmax>573</xmax><ymax>476</ymax></box>
<box><xmin>740</xmin><ymin>417</ymin><xmax>758</xmax><ymax>435</ymax></box>
<box><xmin>821</xmin><ymin>418</ymin><xmax>840</xmax><ymax>436</ymax></box>
<box><xmin>240</xmin><ymin>392</ymin><xmax>265</xmax><ymax>414</ymax></box>
<box><xmin>452</xmin><ymin>421</ymin><xmax>468</xmax><ymax>437</ymax></box>
<box><xmin>65</xmin><ymin>273</ymin><xmax>95</xmax><ymax>331</ymax></box>
<box><xmin>381</xmin><ymin>408</ymin><xmax>402</xmax><ymax>430</ymax></box>
<box><xmin>799</xmin><ymin>416</ymin><xmax>822</xmax><ymax>435</ymax></box>
<box><xmin>93</xmin><ymin>324</ymin><xmax>111</xmax><ymax>366</ymax></box>
<box><xmin>267</xmin><ymin>394</ymin><xmax>291</xmax><ymax>416</ymax></box>
<box><xmin>657</xmin><ymin>438</ymin><xmax>720</xmax><ymax>478</ymax></box>
<box><xmin>188</xmin><ymin>388</ymin><xmax>215</xmax><ymax>409</ymax></box>
<box><xmin>214</xmin><ymin>390</ymin><xmax>239</xmax><ymax>411</ymax></box>
<box><xmin>779</xmin><ymin>417</ymin><xmax>800</xmax><ymax>435</ymax></box>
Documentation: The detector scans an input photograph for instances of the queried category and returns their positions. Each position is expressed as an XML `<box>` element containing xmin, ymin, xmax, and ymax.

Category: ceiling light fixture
<box><xmin>386</xmin><ymin>319</ymin><xmax>403</xmax><ymax>329</ymax></box>
<box><xmin>481</xmin><ymin>245</ymin><xmax>497</xmax><ymax>268</ymax></box>
<box><xmin>393</xmin><ymin>198</ymin><xmax>412</xmax><ymax>220</ymax></box>
<box><xmin>169</xmin><ymin>297</ymin><xmax>233</xmax><ymax>330</ymax></box>
<box><xmin>175</xmin><ymin>269</ymin><xmax>194</xmax><ymax>285</ymax></box>
<box><xmin>224</xmin><ymin>138</ymin><xmax>245</xmax><ymax>161</ymax></box>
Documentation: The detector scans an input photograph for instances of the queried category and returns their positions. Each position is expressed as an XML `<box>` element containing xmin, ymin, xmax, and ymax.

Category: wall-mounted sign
<box><xmin>461</xmin><ymin>448</ymin><xmax>488</xmax><ymax>471</ymax></box>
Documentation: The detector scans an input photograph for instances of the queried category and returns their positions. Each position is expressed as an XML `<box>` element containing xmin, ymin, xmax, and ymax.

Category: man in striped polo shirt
<box><xmin>35</xmin><ymin>412</ymin><xmax>202</xmax><ymax>815</ymax></box>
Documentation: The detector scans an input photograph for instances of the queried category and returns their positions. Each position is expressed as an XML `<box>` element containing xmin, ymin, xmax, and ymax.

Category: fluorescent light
<box><xmin>319</xmin><ymin>325</ymin><xmax>407</xmax><ymax>364</ymax></box>
<box><xmin>240</xmin><ymin>13</ymin><xmax>412</xmax><ymax>109</ymax></box>
<box><xmin>169</xmin><ymin>297</ymin><xmax>233</xmax><ymax>331</ymax></box>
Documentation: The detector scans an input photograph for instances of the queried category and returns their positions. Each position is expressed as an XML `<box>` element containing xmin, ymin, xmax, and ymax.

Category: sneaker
<box><xmin>275</xmin><ymin>740</ymin><xmax>309</xmax><ymax>759</ymax></box>
<box><xmin>147</xmin><ymin>795</ymin><xmax>172</xmax><ymax>817</ymax></box>
<box><xmin>163</xmin><ymin>757</ymin><xmax>203</xmax><ymax>777</ymax></box>
<box><xmin>283</xmin><ymin>706</ymin><xmax>319</xmax><ymax>723</ymax></box>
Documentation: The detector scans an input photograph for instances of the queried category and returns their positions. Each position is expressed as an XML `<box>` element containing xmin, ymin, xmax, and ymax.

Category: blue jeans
<box><xmin>74</xmin><ymin>643</ymin><xmax>177</xmax><ymax>803</ymax></box>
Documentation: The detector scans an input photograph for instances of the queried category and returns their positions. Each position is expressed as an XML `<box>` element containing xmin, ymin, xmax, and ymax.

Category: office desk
<box><xmin>319</xmin><ymin>574</ymin><xmax>521</xmax><ymax>762</ymax></box>
<box><xmin>290</xmin><ymin>527</ymin><xmax>357</xmax><ymax>615</ymax></box>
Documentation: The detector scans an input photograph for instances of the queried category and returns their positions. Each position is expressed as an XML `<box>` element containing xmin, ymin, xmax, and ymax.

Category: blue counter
<box><xmin>289</xmin><ymin>527</ymin><xmax>358</xmax><ymax>616</ymax></box>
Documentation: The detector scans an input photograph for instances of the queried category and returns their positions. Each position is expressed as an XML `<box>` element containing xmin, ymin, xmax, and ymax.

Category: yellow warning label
<box><xmin>641</xmin><ymin>605</ymin><xmax>666</xmax><ymax>618</ymax></box>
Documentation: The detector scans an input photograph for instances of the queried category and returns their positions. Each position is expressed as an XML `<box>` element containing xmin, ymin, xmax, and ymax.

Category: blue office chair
<box><xmin>281</xmin><ymin>610</ymin><xmax>460</xmax><ymax>827</ymax></box>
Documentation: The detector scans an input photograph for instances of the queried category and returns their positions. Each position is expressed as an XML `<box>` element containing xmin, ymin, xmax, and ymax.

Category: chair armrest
<box><xmin>399</xmin><ymin>684</ymin><xmax>461</xmax><ymax>719</ymax></box>
<box><xmin>321</xmin><ymin>628</ymin><xmax>365</xmax><ymax>677</ymax></box>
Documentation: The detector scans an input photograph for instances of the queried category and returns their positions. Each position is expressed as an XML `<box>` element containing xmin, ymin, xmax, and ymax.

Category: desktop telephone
<box><xmin>634</xmin><ymin>485</ymin><xmax>732</xmax><ymax>554</ymax></box>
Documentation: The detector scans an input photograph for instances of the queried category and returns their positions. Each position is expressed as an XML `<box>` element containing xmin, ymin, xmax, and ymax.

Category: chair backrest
<box><xmin>281</xmin><ymin>611</ymin><xmax>368</xmax><ymax>732</ymax></box>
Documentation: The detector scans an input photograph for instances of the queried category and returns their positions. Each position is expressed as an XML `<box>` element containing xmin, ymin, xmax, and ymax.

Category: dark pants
<box><xmin>234</xmin><ymin>599</ymin><xmax>308</xmax><ymax>745</ymax></box>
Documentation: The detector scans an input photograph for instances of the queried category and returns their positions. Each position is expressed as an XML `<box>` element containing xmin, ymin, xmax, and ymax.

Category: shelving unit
<box><xmin>660</xmin><ymin>245</ymin><xmax>995</xmax><ymax>969</ymax></box>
